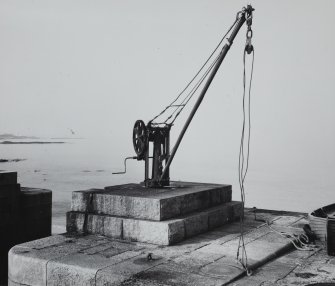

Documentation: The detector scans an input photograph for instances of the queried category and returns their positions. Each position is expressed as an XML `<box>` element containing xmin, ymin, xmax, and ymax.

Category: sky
<box><xmin>1</xmin><ymin>0</ymin><xmax>335</xmax><ymax>210</ymax></box>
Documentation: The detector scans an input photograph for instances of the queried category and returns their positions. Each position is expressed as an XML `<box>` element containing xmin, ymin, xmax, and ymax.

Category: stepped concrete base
<box><xmin>71</xmin><ymin>182</ymin><xmax>232</xmax><ymax>221</ymax></box>
<box><xmin>67</xmin><ymin>201</ymin><xmax>242</xmax><ymax>245</ymax></box>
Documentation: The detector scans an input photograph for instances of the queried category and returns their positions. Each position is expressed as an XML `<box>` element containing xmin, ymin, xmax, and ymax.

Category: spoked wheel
<box><xmin>133</xmin><ymin>120</ymin><xmax>148</xmax><ymax>159</ymax></box>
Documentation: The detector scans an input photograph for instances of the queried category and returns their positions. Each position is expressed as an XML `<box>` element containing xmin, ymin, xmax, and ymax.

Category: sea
<box><xmin>1</xmin><ymin>137</ymin><xmax>334</xmax><ymax>233</ymax></box>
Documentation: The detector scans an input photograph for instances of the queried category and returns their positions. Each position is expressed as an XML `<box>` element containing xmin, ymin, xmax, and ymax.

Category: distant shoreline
<box><xmin>0</xmin><ymin>141</ymin><xmax>65</xmax><ymax>144</ymax></box>
<box><xmin>0</xmin><ymin>133</ymin><xmax>39</xmax><ymax>140</ymax></box>
<box><xmin>50</xmin><ymin>137</ymin><xmax>84</xmax><ymax>140</ymax></box>
<box><xmin>0</xmin><ymin>158</ymin><xmax>26</xmax><ymax>163</ymax></box>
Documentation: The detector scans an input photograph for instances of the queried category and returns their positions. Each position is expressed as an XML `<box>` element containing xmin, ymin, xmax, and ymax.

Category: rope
<box><xmin>169</xmin><ymin>54</ymin><xmax>221</xmax><ymax>125</ymax></box>
<box><xmin>254</xmin><ymin>213</ymin><xmax>320</xmax><ymax>251</ymax></box>
<box><xmin>236</xmin><ymin>45</ymin><xmax>255</xmax><ymax>273</ymax></box>
<box><xmin>267</xmin><ymin>223</ymin><xmax>318</xmax><ymax>251</ymax></box>
<box><xmin>150</xmin><ymin>16</ymin><xmax>240</xmax><ymax>125</ymax></box>
<box><xmin>156</xmin><ymin>53</ymin><xmax>220</xmax><ymax>125</ymax></box>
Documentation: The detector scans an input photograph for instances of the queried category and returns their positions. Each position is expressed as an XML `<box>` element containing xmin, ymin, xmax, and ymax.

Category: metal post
<box><xmin>160</xmin><ymin>13</ymin><xmax>247</xmax><ymax>182</ymax></box>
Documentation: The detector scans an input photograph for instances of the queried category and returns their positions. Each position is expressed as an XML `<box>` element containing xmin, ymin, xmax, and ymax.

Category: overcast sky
<box><xmin>1</xmin><ymin>1</ymin><xmax>335</xmax><ymax>207</ymax></box>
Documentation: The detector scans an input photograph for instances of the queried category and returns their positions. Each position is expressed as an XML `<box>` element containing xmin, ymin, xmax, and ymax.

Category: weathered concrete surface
<box><xmin>67</xmin><ymin>201</ymin><xmax>242</xmax><ymax>245</ymax></box>
<box><xmin>71</xmin><ymin>182</ymin><xmax>232</xmax><ymax>221</ymax></box>
<box><xmin>233</xmin><ymin>243</ymin><xmax>335</xmax><ymax>286</ymax></box>
<box><xmin>10</xmin><ymin>209</ymin><xmax>332</xmax><ymax>286</ymax></box>
<box><xmin>8</xmin><ymin>235</ymin><xmax>113</xmax><ymax>286</ymax></box>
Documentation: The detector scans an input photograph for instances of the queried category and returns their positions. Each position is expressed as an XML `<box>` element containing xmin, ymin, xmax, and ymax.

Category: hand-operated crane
<box><xmin>114</xmin><ymin>5</ymin><xmax>254</xmax><ymax>188</ymax></box>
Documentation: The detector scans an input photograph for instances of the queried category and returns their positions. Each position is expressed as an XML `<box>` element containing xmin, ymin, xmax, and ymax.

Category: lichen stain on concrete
<box><xmin>295</xmin><ymin>272</ymin><xmax>318</xmax><ymax>279</ymax></box>
<box><xmin>134</xmin><ymin>270</ymin><xmax>186</xmax><ymax>286</ymax></box>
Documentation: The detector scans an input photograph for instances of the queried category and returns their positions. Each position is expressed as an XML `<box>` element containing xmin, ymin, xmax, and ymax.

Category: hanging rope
<box><xmin>149</xmin><ymin>15</ymin><xmax>242</xmax><ymax>126</ymax></box>
<box><xmin>236</xmin><ymin>30</ymin><xmax>255</xmax><ymax>275</ymax></box>
<box><xmin>168</xmin><ymin>54</ymin><xmax>221</xmax><ymax>125</ymax></box>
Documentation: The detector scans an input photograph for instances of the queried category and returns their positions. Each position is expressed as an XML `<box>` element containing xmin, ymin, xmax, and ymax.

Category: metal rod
<box><xmin>113</xmin><ymin>156</ymin><xmax>137</xmax><ymax>174</ymax></box>
<box><xmin>160</xmin><ymin>13</ymin><xmax>247</xmax><ymax>181</ymax></box>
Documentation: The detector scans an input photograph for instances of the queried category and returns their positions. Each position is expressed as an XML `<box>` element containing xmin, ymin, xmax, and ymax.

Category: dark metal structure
<box><xmin>117</xmin><ymin>5</ymin><xmax>254</xmax><ymax>187</ymax></box>
<box><xmin>133</xmin><ymin>120</ymin><xmax>171</xmax><ymax>187</ymax></box>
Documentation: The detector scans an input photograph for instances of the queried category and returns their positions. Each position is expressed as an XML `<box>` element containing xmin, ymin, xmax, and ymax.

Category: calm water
<box><xmin>1</xmin><ymin>137</ymin><xmax>334</xmax><ymax>232</ymax></box>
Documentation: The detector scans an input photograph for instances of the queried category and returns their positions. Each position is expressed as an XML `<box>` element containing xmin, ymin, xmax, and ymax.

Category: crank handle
<box><xmin>112</xmin><ymin>156</ymin><xmax>137</xmax><ymax>175</ymax></box>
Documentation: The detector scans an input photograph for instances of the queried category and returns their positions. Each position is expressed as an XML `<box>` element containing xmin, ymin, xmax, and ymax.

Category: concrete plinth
<box><xmin>67</xmin><ymin>182</ymin><xmax>239</xmax><ymax>245</ymax></box>
<box><xmin>71</xmin><ymin>182</ymin><xmax>232</xmax><ymax>221</ymax></box>
<box><xmin>67</xmin><ymin>201</ymin><xmax>242</xmax><ymax>245</ymax></box>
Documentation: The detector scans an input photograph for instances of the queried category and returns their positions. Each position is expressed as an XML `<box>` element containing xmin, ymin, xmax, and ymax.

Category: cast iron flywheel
<box><xmin>132</xmin><ymin>120</ymin><xmax>148</xmax><ymax>158</ymax></box>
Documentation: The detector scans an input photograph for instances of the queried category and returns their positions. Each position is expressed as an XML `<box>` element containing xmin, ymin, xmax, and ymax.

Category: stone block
<box><xmin>8</xmin><ymin>246</ymin><xmax>46</xmax><ymax>286</ymax></box>
<box><xmin>123</xmin><ymin>218</ymin><xmax>185</xmax><ymax>245</ymax></box>
<box><xmin>184</xmin><ymin>212</ymin><xmax>209</xmax><ymax>238</ymax></box>
<box><xmin>67</xmin><ymin>201</ymin><xmax>242</xmax><ymax>245</ymax></box>
<box><xmin>71</xmin><ymin>188</ymin><xmax>102</xmax><ymax>212</ymax></box>
<box><xmin>66</xmin><ymin>211</ymin><xmax>86</xmax><ymax>233</ymax></box>
<box><xmin>208</xmin><ymin>201</ymin><xmax>243</xmax><ymax>229</ymax></box>
<box><xmin>87</xmin><ymin>214</ymin><xmax>123</xmax><ymax>238</ymax></box>
<box><xmin>67</xmin><ymin>212</ymin><xmax>123</xmax><ymax>238</ymax></box>
<box><xmin>9</xmin><ymin>245</ymin><xmax>78</xmax><ymax>286</ymax></box>
<box><xmin>0</xmin><ymin>172</ymin><xmax>17</xmax><ymax>186</ymax></box>
<box><xmin>167</xmin><ymin>219</ymin><xmax>186</xmax><ymax>245</ymax></box>
<box><xmin>94</xmin><ymin>193</ymin><xmax>161</xmax><ymax>220</ymax></box>
<box><xmin>208</xmin><ymin>204</ymin><xmax>231</xmax><ymax>229</ymax></box>
<box><xmin>72</xmin><ymin>182</ymin><xmax>232</xmax><ymax>221</ymax></box>
<box><xmin>231</xmin><ymin>200</ymin><xmax>243</xmax><ymax>218</ymax></box>
<box><xmin>8</xmin><ymin>236</ymin><xmax>99</xmax><ymax>286</ymax></box>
